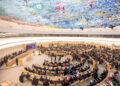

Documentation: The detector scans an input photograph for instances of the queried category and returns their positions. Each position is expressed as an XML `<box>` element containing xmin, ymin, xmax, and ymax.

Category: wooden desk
<box><xmin>22</xmin><ymin>59</ymin><xmax>94</xmax><ymax>83</ymax></box>
<box><xmin>0</xmin><ymin>80</ymin><xmax>14</xmax><ymax>86</ymax></box>
<box><xmin>7</xmin><ymin>49</ymin><xmax>34</xmax><ymax>67</ymax></box>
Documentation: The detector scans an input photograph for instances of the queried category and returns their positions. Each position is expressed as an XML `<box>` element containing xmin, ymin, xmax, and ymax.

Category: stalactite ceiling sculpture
<box><xmin>0</xmin><ymin>0</ymin><xmax>120</xmax><ymax>28</ymax></box>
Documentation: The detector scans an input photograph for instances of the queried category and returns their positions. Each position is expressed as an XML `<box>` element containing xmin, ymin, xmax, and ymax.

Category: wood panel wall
<box><xmin>0</xmin><ymin>44</ymin><xmax>25</xmax><ymax>59</ymax></box>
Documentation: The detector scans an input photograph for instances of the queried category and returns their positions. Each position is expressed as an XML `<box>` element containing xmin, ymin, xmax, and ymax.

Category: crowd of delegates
<box><xmin>87</xmin><ymin>46</ymin><xmax>120</xmax><ymax>70</ymax></box>
<box><xmin>43</xmin><ymin>59</ymin><xmax>71</xmax><ymax>67</ymax></box>
<box><xmin>19</xmin><ymin>43</ymin><xmax>120</xmax><ymax>86</ymax></box>
<box><xmin>39</xmin><ymin>43</ymin><xmax>120</xmax><ymax>85</ymax></box>
<box><xmin>20</xmin><ymin>66</ymin><xmax>95</xmax><ymax>86</ymax></box>
<box><xmin>24</xmin><ymin>59</ymin><xmax>90</xmax><ymax>76</ymax></box>
<box><xmin>19</xmin><ymin>47</ymin><xmax>96</xmax><ymax>86</ymax></box>
<box><xmin>89</xmin><ymin>69</ymin><xmax>108</xmax><ymax>86</ymax></box>
<box><xmin>20</xmin><ymin>70</ymin><xmax>94</xmax><ymax>86</ymax></box>
<box><xmin>0</xmin><ymin>50</ymin><xmax>25</xmax><ymax>68</ymax></box>
<box><xmin>89</xmin><ymin>70</ymin><xmax>120</xmax><ymax>86</ymax></box>
<box><xmin>38</xmin><ymin>43</ymin><xmax>94</xmax><ymax>61</ymax></box>
<box><xmin>86</xmin><ymin>46</ymin><xmax>120</xmax><ymax>86</ymax></box>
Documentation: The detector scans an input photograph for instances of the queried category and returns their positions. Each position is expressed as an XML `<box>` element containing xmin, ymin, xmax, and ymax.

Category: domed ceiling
<box><xmin>0</xmin><ymin>0</ymin><xmax>120</xmax><ymax>28</ymax></box>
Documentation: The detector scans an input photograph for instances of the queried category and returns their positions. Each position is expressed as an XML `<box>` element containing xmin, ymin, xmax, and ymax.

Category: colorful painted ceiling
<box><xmin>0</xmin><ymin>0</ymin><xmax>120</xmax><ymax>28</ymax></box>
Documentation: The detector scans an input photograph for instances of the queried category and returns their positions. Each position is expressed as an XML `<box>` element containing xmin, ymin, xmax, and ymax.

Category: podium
<box><xmin>18</xmin><ymin>59</ymin><xmax>22</xmax><ymax>66</ymax></box>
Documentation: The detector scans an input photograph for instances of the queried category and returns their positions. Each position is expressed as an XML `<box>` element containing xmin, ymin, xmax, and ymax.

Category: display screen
<box><xmin>26</xmin><ymin>43</ymin><xmax>36</xmax><ymax>50</ymax></box>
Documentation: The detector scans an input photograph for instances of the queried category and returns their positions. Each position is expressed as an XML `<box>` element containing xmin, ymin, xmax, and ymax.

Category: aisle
<box><xmin>97</xmin><ymin>64</ymin><xmax>106</xmax><ymax>76</ymax></box>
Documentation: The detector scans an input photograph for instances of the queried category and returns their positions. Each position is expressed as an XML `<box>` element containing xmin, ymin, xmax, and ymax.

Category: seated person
<box><xmin>19</xmin><ymin>72</ymin><xmax>25</xmax><ymax>83</ymax></box>
<box><xmin>32</xmin><ymin>76</ymin><xmax>38</xmax><ymax>86</ymax></box>
<box><xmin>43</xmin><ymin>77</ymin><xmax>50</xmax><ymax>86</ymax></box>
<box><xmin>62</xmin><ymin>78</ymin><xmax>70</xmax><ymax>86</ymax></box>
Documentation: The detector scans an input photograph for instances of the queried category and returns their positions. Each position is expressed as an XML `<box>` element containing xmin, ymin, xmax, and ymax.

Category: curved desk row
<box><xmin>0</xmin><ymin>80</ymin><xmax>14</xmax><ymax>86</ymax></box>
<box><xmin>22</xmin><ymin>64</ymin><xmax>94</xmax><ymax>82</ymax></box>
<box><xmin>6</xmin><ymin>49</ymin><xmax>36</xmax><ymax>67</ymax></box>
<box><xmin>95</xmin><ymin>60</ymin><xmax>112</xmax><ymax>86</ymax></box>
<box><xmin>24</xmin><ymin>58</ymin><xmax>95</xmax><ymax>85</ymax></box>
<box><xmin>71</xmin><ymin>56</ymin><xmax>96</xmax><ymax>86</ymax></box>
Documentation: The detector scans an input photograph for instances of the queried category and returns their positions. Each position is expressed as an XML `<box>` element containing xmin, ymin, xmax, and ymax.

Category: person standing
<box><xmin>39</xmin><ymin>48</ymin><xmax>41</xmax><ymax>55</ymax></box>
<box><xmin>59</xmin><ymin>56</ymin><xmax>62</xmax><ymax>61</ymax></box>
<box><xmin>16</xmin><ymin>58</ymin><xmax>18</xmax><ymax>66</ymax></box>
<box><xmin>56</xmin><ymin>67</ymin><xmax>59</xmax><ymax>75</ymax></box>
<box><xmin>55</xmin><ymin>55</ymin><xmax>57</xmax><ymax>61</ymax></box>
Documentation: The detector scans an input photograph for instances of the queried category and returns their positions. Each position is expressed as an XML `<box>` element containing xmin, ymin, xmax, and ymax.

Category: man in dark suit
<box><xmin>16</xmin><ymin>58</ymin><xmax>18</xmax><ymax>66</ymax></box>
<box><xmin>32</xmin><ymin>76</ymin><xmax>38</xmax><ymax>86</ymax></box>
<box><xmin>56</xmin><ymin>67</ymin><xmax>59</xmax><ymax>75</ymax></box>
<box><xmin>43</xmin><ymin>77</ymin><xmax>49</xmax><ymax>86</ymax></box>
<box><xmin>62</xmin><ymin>79</ymin><xmax>70</xmax><ymax>86</ymax></box>
<box><xmin>26</xmin><ymin>72</ymin><xmax>30</xmax><ymax>80</ymax></box>
<box><xmin>64</xmin><ymin>67</ymin><xmax>68</xmax><ymax>75</ymax></box>
<box><xmin>19</xmin><ymin>72</ymin><xmax>25</xmax><ymax>83</ymax></box>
